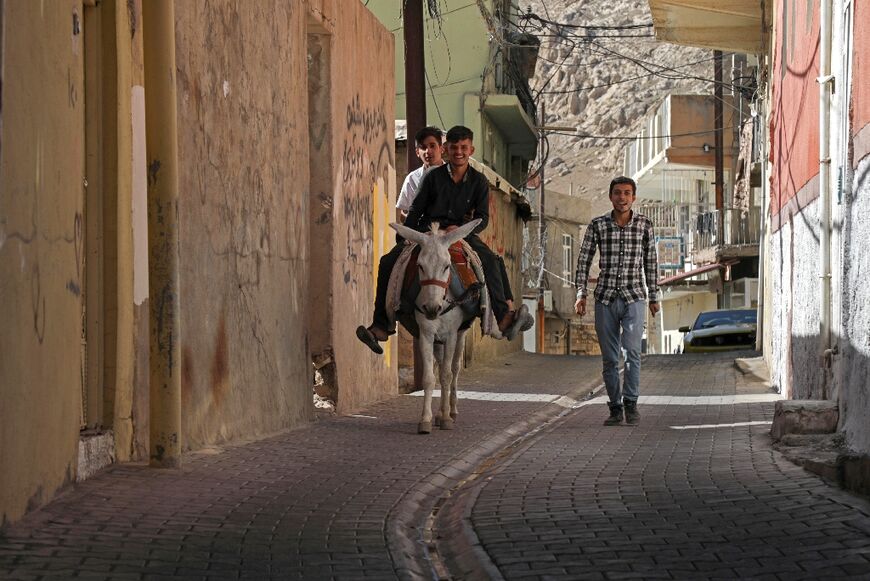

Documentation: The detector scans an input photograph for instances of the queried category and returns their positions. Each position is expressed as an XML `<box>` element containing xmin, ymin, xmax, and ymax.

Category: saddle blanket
<box><xmin>386</xmin><ymin>239</ymin><xmax>500</xmax><ymax>338</ymax></box>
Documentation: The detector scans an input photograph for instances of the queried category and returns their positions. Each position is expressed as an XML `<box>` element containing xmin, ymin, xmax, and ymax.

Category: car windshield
<box><xmin>693</xmin><ymin>309</ymin><xmax>757</xmax><ymax>330</ymax></box>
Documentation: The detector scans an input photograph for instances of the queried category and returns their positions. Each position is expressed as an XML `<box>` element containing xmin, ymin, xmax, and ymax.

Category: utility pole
<box><xmin>404</xmin><ymin>0</ymin><xmax>426</xmax><ymax>172</ymax></box>
<box><xmin>714</xmin><ymin>50</ymin><xmax>725</xmax><ymax>244</ymax></box>
<box><xmin>404</xmin><ymin>1</ymin><xmax>427</xmax><ymax>389</ymax></box>
<box><xmin>537</xmin><ymin>102</ymin><xmax>547</xmax><ymax>354</ymax></box>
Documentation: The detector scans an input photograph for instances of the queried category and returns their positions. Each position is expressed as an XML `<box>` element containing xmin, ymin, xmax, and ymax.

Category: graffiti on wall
<box><xmin>338</xmin><ymin>94</ymin><xmax>393</xmax><ymax>294</ymax></box>
<box><xmin>337</xmin><ymin>94</ymin><xmax>394</xmax><ymax>366</ymax></box>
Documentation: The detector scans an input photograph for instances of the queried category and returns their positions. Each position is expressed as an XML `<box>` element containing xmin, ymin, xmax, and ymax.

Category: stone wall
<box><xmin>173</xmin><ymin>2</ymin><xmax>313</xmax><ymax>448</ymax></box>
<box><xmin>328</xmin><ymin>3</ymin><xmax>397</xmax><ymax>413</ymax></box>
<box><xmin>0</xmin><ymin>0</ymin><xmax>86</xmax><ymax>526</ymax></box>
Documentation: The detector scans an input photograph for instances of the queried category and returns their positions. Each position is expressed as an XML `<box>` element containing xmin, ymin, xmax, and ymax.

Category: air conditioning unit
<box><xmin>543</xmin><ymin>290</ymin><xmax>553</xmax><ymax>311</ymax></box>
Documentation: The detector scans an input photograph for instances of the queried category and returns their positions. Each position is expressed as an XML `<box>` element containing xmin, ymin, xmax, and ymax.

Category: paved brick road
<box><xmin>438</xmin><ymin>354</ymin><xmax>870</xmax><ymax>580</ymax></box>
<box><xmin>0</xmin><ymin>354</ymin><xmax>602</xmax><ymax>581</ymax></box>
<box><xmin>3</xmin><ymin>353</ymin><xmax>870</xmax><ymax>580</ymax></box>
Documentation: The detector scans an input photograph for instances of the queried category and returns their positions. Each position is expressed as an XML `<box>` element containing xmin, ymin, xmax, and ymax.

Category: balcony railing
<box><xmin>693</xmin><ymin>207</ymin><xmax>761</xmax><ymax>252</ymax></box>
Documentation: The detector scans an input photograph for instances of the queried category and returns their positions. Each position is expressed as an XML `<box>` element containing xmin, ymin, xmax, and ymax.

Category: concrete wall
<box><xmin>0</xmin><ymin>0</ymin><xmax>85</xmax><ymax>525</ymax></box>
<box><xmin>841</xmin><ymin>127</ymin><xmax>870</xmax><ymax>454</ymax></box>
<box><xmin>173</xmin><ymin>2</ymin><xmax>313</xmax><ymax>447</ymax></box>
<box><xmin>768</xmin><ymin>191</ymin><xmax>823</xmax><ymax>401</ymax></box>
<box><xmin>329</xmin><ymin>3</ymin><xmax>397</xmax><ymax>413</ymax></box>
<box><xmin>667</xmin><ymin>95</ymin><xmax>736</xmax><ymax>168</ymax></box>
<box><xmin>838</xmin><ymin>0</ymin><xmax>870</xmax><ymax>455</ymax></box>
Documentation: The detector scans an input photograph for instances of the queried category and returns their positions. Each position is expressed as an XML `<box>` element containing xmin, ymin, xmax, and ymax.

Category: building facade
<box><xmin>367</xmin><ymin>0</ymin><xmax>539</xmax><ymax>188</ymax></box>
<box><xmin>647</xmin><ymin>0</ymin><xmax>870</xmax><ymax>461</ymax></box>
<box><xmin>0</xmin><ymin>0</ymin><xmax>396</xmax><ymax>526</ymax></box>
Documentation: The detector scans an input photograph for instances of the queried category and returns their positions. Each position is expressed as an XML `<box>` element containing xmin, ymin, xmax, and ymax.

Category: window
<box><xmin>562</xmin><ymin>234</ymin><xmax>573</xmax><ymax>287</ymax></box>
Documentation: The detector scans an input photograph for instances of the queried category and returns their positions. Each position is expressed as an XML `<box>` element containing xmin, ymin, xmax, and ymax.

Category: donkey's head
<box><xmin>390</xmin><ymin>219</ymin><xmax>482</xmax><ymax>320</ymax></box>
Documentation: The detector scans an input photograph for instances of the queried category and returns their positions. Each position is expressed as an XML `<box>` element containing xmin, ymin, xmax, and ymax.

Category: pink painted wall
<box><xmin>851</xmin><ymin>1</ymin><xmax>870</xmax><ymax>143</ymax></box>
<box><xmin>769</xmin><ymin>0</ymin><xmax>820</xmax><ymax>219</ymax></box>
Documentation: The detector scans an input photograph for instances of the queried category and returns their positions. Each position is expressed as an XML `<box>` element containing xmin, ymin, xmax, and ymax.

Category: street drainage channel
<box><xmin>409</xmin><ymin>384</ymin><xmax>607</xmax><ymax>581</ymax></box>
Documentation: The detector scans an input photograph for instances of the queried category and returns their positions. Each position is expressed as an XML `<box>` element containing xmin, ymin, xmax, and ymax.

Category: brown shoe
<box><xmin>498</xmin><ymin>311</ymin><xmax>517</xmax><ymax>334</ymax></box>
<box><xmin>499</xmin><ymin>304</ymin><xmax>533</xmax><ymax>341</ymax></box>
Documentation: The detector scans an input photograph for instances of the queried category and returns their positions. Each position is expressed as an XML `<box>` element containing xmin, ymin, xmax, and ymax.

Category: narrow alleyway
<box><xmin>2</xmin><ymin>353</ymin><xmax>870</xmax><ymax>580</ymax></box>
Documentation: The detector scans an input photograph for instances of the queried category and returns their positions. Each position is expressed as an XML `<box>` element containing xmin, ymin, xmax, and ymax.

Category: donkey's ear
<box><xmin>443</xmin><ymin>219</ymin><xmax>482</xmax><ymax>246</ymax></box>
<box><xmin>390</xmin><ymin>222</ymin><xmax>428</xmax><ymax>245</ymax></box>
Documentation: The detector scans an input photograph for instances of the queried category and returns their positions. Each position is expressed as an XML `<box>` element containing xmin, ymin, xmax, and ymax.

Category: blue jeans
<box><xmin>594</xmin><ymin>297</ymin><xmax>646</xmax><ymax>410</ymax></box>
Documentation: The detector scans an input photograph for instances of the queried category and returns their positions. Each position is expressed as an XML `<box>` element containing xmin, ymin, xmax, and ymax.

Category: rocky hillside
<box><xmin>523</xmin><ymin>0</ymin><xmax>714</xmax><ymax>214</ymax></box>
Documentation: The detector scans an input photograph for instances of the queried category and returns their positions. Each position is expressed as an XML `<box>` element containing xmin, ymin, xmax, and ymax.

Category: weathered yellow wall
<box><xmin>330</xmin><ymin>3</ymin><xmax>397</xmax><ymax>413</ymax></box>
<box><xmin>173</xmin><ymin>2</ymin><xmax>313</xmax><ymax>448</ymax></box>
<box><xmin>0</xmin><ymin>0</ymin><xmax>85</xmax><ymax>525</ymax></box>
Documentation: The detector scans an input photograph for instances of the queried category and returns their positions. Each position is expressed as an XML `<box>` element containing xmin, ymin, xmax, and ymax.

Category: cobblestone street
<box><xmin>2</xmin><ymin>353</ymin><xmax>870</xmax><ymax>580</ymax></box>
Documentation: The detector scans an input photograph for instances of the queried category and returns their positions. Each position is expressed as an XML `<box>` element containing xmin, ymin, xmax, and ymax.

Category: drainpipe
<box><xmin>143</xmin><ymin>0</ymin><xmax>182</xmax><ymax>468</ymax></box>
<box><xmin>755</xmin><ymin>104</ymin><xmax>768</xmax><ymax>353</ymax></box>
<box><xmin>818</xmin><ymin>0</ymin><xmax>834</xmax><ymax>373</ymax></box>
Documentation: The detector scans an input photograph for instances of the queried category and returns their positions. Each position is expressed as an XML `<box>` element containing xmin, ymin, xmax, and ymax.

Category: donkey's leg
<box><xmin>438</xmin><ymin>334</ymin><xmax>457</xmax><ymax>430</ymax></box>
<box><xmin>432</xmin><ymin>341</ymin><xmax>444</xmax><ymax>427</ymax></box>
<box><xmin>449</xmin><ymin>330</ymin><xmax>467</xmax><ymax>420</ymax></box>
<box><xmin>418</xmin><ymin>331</ymin><xmax>436</xmax><ymax>434</ymax></box>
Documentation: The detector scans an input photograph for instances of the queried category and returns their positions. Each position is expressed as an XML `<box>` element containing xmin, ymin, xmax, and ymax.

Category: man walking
<box><xmin>575</xmin><ymin>177</ymin><xmax>659</xmax><ymax>426</ymax></box>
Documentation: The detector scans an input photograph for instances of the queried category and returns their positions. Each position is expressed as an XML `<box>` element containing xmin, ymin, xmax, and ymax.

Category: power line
<box><xmin>545</xmin><ymin>126</ymin><xmax>741</xmax><ymax>141</ymax></box>
<box><xmin>521</xmin><ymin>12</ymin><xmax>654</xmax><ymax>31</ymax></box>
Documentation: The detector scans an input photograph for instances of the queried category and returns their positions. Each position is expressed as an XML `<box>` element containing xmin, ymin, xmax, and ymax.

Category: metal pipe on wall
<box><xmin>142</xmin><ymin>0</ymin><xmax>182</xmax><ymax>468</ymax></box>
<box><xmin>819</xmin><ymin>0</ymin><xmax>834</xmax><ymax>370</ymax></box>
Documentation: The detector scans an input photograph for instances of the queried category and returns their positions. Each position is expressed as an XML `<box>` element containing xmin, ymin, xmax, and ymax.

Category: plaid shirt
<box><xmin>575</xmin><ymin>211</ymin><xmax>659</xmax><ymax>305</ymax></box>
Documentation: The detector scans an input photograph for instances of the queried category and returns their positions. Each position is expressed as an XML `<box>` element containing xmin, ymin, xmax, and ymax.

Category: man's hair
<box><xmin>609</xmin><ymin>176</ymin><xmax>637</xmax><ymax>195</ymax></box>
<box><xmin>445</xmin><ymin>125</ymin><xmax>474</xmax><ymax>143</ymax></box>
<box><xmin>415</xmin><ymin>126</ymin><xmax>443</xmax><ymax>147</ymax></box>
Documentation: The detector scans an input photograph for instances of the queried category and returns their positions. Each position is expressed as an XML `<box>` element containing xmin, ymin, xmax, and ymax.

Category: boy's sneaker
<box><xmin>624</xmin><ymin>400</ymin><xmax>640</xmax><ymax>425</ymax></box>
<box><xmin>603</xmin><ymin>406</ymin><xmax>623</xmax><ymax>426</ymax></box>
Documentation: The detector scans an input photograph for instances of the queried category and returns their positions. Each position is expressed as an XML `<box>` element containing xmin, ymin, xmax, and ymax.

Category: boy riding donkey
<box><xmin>356</xmin><ymin>125</ymin><xmax>533</xmax><ymax>353</ymax></box>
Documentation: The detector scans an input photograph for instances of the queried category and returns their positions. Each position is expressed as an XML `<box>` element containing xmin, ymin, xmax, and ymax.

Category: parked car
<box><xmin>679</xmin><ymin>309</ymin><xmax>757</xmax><ymax>353</ymax></box>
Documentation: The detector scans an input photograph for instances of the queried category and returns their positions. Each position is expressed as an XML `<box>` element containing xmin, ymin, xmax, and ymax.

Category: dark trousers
<box><xmin>466</xmin><ymin>235</ymin><xmax>509</xmax><ymax>322</ymax></box>
<box><xmin>371</xmin><ymin>235</ymin><xmax>511</xmax><ymax>331</ymax></box>
<box><xmin>372</xmin><ymin>243</ymin><xmax>406</xmax><ymax>332</ymax></box>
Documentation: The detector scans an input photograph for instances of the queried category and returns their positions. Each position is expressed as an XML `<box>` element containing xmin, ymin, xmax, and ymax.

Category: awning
<box><xmin>482</xmin><ymin>94</ymin><xmax>538</xmax><ymax>158</ymax></box>
<box><xmin>647</xmin><ymin>0</ymin><xmax>767</xmax><ymax>54</ymax></box>
<box><xmin>658</xmin><ymin>260</ymin><xmax>738</xmax><ymax>286</ymax></box>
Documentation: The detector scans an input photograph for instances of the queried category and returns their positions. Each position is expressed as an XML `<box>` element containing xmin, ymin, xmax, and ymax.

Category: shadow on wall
<box><xmin>784</xmin><ymin>333</ymin><xmax>827</xmax><ymax>400</ymax></box>
<box><xmin>783</xmin><ymin>333</ymin><xmax>870</xmax><ymax>453</ymax></box>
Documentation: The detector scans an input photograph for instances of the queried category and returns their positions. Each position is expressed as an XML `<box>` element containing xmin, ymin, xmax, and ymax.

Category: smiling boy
<box><xmin>396</xmin><ymin>126</ymin><xmax>444</xmax><ymax>218</ymax></box>
<box><xmin>574</xmin><ymin>177</ymin><xmax>660</xmax><ymax>426</ymax></box>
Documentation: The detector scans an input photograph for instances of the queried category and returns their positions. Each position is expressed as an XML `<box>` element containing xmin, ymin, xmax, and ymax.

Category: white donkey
<box><xmin>390</xmin><ymin>219</ymin><xmax>485</xmax><ymax>434</ymax></box>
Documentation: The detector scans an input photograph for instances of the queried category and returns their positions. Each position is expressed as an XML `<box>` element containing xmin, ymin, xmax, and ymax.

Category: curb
<box><xmin>385</xmin><ymin>376</ymin><xmax>606</xmax><ymax>580</ymax></box>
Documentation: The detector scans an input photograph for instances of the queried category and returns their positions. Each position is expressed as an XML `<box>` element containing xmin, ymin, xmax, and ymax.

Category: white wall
<box><xmin>769</xmin><ymin>200</ymin><xmax>824</xmax><ymax>400</ymax></box>
<box><xmin>839</xmin><ymin>151</ymin><xmax>870</xmax><ymax>454</ymax></box>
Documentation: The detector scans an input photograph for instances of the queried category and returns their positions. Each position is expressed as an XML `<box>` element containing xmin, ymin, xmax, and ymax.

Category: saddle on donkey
<box><xmin>385</xmin><ymin>239</ymin><xmax>501</xmax><ymax>339</ymax></box>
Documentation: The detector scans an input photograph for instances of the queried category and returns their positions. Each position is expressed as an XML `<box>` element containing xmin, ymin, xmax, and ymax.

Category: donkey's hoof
<box><xmin>418</xmin><ymin>421</ymin><xmax>432</xmax><ymax>434</ymax></box>
<box><xmin>440</xmin><ymin>417</ymin><xmax>454</xmax><ymax>430</ymax></box>
<box><xmin>450</xmin><ymin>411</ymin><xmax>458</xmax><ymax>421</ymax></box>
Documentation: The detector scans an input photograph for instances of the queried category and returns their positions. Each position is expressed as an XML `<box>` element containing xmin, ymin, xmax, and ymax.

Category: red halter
<box><xmin>419</xmin><ymin>276</ymin><xmax>450</xmax><ymax>289</ymax></box>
